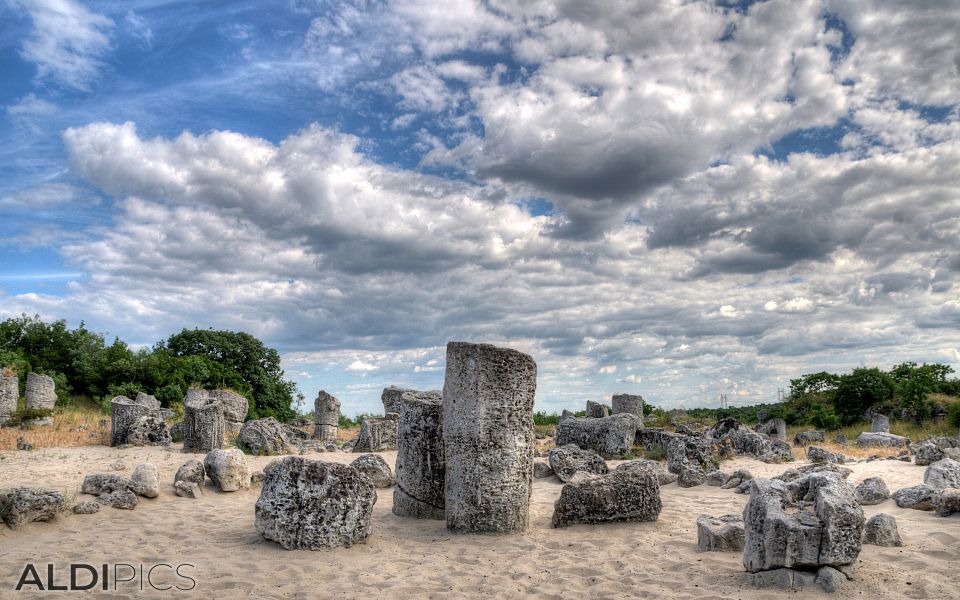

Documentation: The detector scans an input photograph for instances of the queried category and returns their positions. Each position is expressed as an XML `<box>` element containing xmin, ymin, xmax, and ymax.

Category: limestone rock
<box><xmin>793</xmin><ymin>430</ymin><xmax>825</xmax><ymax>447</ymax></box>
<box><xmin>72</xmin><ymin>500</ymin><xmax>100</xmax><ymax>514</ymax></box>
<box><xmin>533</xmin><ymin>460</ymin><xmax>555</xmax><ymax>479</ymax></box>
<box><xmin>97</xmin><ymin>490</ymin><xmax>138</xmax><ymax>509</ymax></box>
<box><xmin>548</xmin><ymin>444</ymin><xmax>608</xmax><ymax>483</ymax></box>
<box><xmin>856</xmin><ymin>432</ymin><xmax>908</xmax><ymax>448</ymax></box>
<box><xmin>551</xmin><ymin>461</ymin><xmax>661</xmax><ymax>528</ymax></box>
<box><xmin>175</xmin><ymin>459</ymin><xmax>205</xmax><ymax>486</ymax></box>
<box><xmin>721</xmin><ymin>469</ymin><xmax>753</xmax><ymax>490</ymax></box>
<box><xmin>614</xmin><ymin>460</ymin><xmax>675</xmax><ymax>485</ymax></box>
<box><xmin>443</xmin><ymin>342</ymin><xmax>536</xmax><ymax>534</ymax></box>
<box><xmin>697</xmin><ymin>514</ymin><xmax>745</xmax><ymax>551</ymax></box>
<box><xmin>759</xmin><ymin>439</ymin><xmax>794</xmax><ymax>464</ymax></box>
<box><xmin>555</xmin><ymin>414</ymin><xmax>638</xmax><ymax>458</ymax></box>
<box><xmin>854</xmin><ymin>477</ymin><xmax>889</xmax><ymax>505</ymax></box>
<box><xmin>186</xmin><ymin>388</ymin><xmax>248</xmax><ymax>435</ymax></box>
<box><xmin>816</xmin><ymin>566</ymin><xmax>846</xmax><ymax>593</ymax></box>
<box><xmin>871</xmin><ymin>414</ymin><xmax>890</xmax><ymax>433</ymax></box>
<box><xmin>755</xmin><ymin>418</ymin><xmax>786</xmax><ymax>441</ymax></box>
<box><xmin>706</xmin><ymin>471</ymin><xmax>730</xmax><ymax>486</ymax></box>
<box><xmin>742</xmin><ymin>474</ymin><xmax>864</xmax><ymax>574</ymax></box>
<box><xmin>863</xmin><ymin>513</ymin><xmax>902</xmax><ymax>546</ymax></box>
<box><xmin>255</xmin><ymin>456</ymin><xmax>377</xmax><ymax>549</ymax></box>
<box><xmin>807</xmin><ymin>446</ymin><xmax>839</xmax><ymax>464</ymax></box>
<box><xmin>380</xmin><ymin>386</ymin><xmax>407</xmax><ymax>416</ymax></box>
<box><xmin>678</xmin><ymin>464</ymin><xmax>706</xmax><ymax>487</ymax></box>
<box><xmin>126</xmin><ymin>414</ymin><xmax>171</xmax><ymax>446</ymax></box>
<box><xmin>170</xmin><ymin>421</ymin><xmax>185</xmax><ymax>443</ymax></box>
<box><xmin>611</xmin><ymin>394</ymin><xmax>644</xmax><ymax>421</ymax></box>
<box><xmin>923</xmin><ymin>458</ymin><xmax>960</xmax><ymax>490</ymax></box>
<box><xmin>934</xmin><ymin>488</ymin><xmax>960</xmax><ymax>517</ymax></box>
<box><xmin>352</xmin><ymin>416</ymin><xmax>398</xmax><ymax>452</ymax></box>
<box><xmin>914</xmin><ymin>441</ymin><xmax>945</xmax><ymax>466</ymax></box>
<box><xmin>585</xmin><ymin>400</ymin><xmax>610</xmax><ymax>418</ymax></box>
<box><xmin>174</xmin><ymin>480</ymin><xmax>202</xmax><ymax>499</ymax></box>
<box><xmin>24</xmin><ymin>372</ymin><xmax>56</xmax><ymax>414</ymax></box>
<box><xmin>707</xmin><ymin>418</ymin><xmax>770</xmax><ymax>457</ymax></box>
<box><xmin>81</xmin><ymin>474</ymin><xmax>133</xmax><ymax>496</ymax></box>
<box><xmin>111</xmin><ymin>395</ymin><xmax>155</xmax><ymax>446</ymax></box>
<box><xmin>313</xmin><ymin>390</ymin><xmax>341</xmax><ymax>441</ymax></box>
<box><xmin>182</xmin><ymin>397</ymin><xmax>225</xmax><ymax>453</ymax></box>
<box><xmin>892</xmin><ymin>484</ymin><xmax>936</xmax><ymax>510</ymax></box>
<box><xmin>131</xmin><ymin>463</ymin><xmax>160</xmax><ymax>498</ymax></box>
<box><xmin>0</xmin><ymin>488</ymin><xmax>64</xmax><ymax>529</ymax></box>
<box><xmin>203</xmin><ymin>449</ymin><xmax>250</xmax><ymax>492</ymax></box>
<box><xmin>238</xmin><ymin>417</ymin><xmax>293</xmax><ymax>456</ymax></box>
<box><xmin>393</xmin><ymin>390</ymin><xmax>445</xmax><ymax>520</ymax></box>
<box><xmin>351</xmin><ymin>454</ymin><xmax>395</xmax><ymax>488</ymax></box>
<box><xmin>0</xmin><ymin>372</ymin><xmax>18</xmax><ymax>425</ymax></box>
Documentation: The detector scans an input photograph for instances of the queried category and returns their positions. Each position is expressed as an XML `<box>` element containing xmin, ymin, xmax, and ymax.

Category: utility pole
<box><xmin>720</xmin><ymin>393</ymin><xmax>727</xmax><ymax>409</ymax></box>
<box><xmin>777</xmin><ymin>387</ymin><xmax>784</xmax><ymax>403</ymax></box>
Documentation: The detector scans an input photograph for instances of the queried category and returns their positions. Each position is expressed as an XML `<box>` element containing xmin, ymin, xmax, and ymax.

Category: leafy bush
<box><xmin>947</xmin><ymin>402</ymin><xmax>960</xmax><ymax>429</ymax></box>
<box><xmin>832</xmin><ymin>368</ymin><xmax>895</xmax><ymax>426</ymax></box>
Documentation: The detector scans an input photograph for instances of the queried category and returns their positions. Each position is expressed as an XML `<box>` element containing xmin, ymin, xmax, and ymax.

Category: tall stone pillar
<box><xmin>393</xmin><ymin>390</ymin><xmax>444</xmax><ymax>519</ymax></box>
<box><xmin>24</xmin><ymin>372</ymin><xmax>56</xmax><ymax>426</ymax></box>
<box><xmin>183</xmin><ymin>398</ymin><xmax>225</xmax><ymax>453</ymax></box>
<box><xmin>314</xmin><ymin>390</ymin><xmax>340</xmax><ymax>441</ymax></box>
<box><xmin>611</xmin><ymin>393</ymin><xmax>644</xmax><ymax>422</ymax></box>
<box><xmin>111</xmin><ymin>395</ymin><xmax>153</xmax><ymax>446</ymax></box>
<box><xmin>442</xmin><ymin>342</ymin><xmax>536</xmax><ymax>534</ymax></box>
<box><xmin>0</xmin><ymin>372</ymin><xmax>17</xmax><ymax>425</ymax></box>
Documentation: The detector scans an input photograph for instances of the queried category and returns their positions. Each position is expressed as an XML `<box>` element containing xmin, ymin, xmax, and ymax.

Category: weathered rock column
<box><xmin>381</xmin><ymin>386</ymin><xmax>407</xmax><ymax>416</ymax></box>
<box><xmin>24</xmin><ymin>372</ymin><xmax>56</xmax><ymax>426</ymax></box>
<box><xmin>585</xmin><ymin>400</ymin><xmax>609</xmax><ymax>418</ymax></box>
<box><xmin>611</xmin><ymin>394</ymin><xmax>644</xmax><ymax>422</ymax></box>
<box><xmin>111</xmin><ymin>395</ymin><xmax>153</xmax><ymax>446</ymax></box>
<box><xmin>393</xmin><ymin>390</ymin><xmax>445</xmax><ymax>519</ymax></box>
<box><xmin>183</xmin><ymin>398</ymin><xmax>225</xmax><ymax>453</ymax></box>
<box><xmin>871</xmin><ymin>414</ymin><xmax>890</xmax><ymax>433</ymax></box>
<box><xmin>442</xmin><ymin>342</ymin><xmax>536</xmax><ymax>534</ymax></box>
<box><xmin>0</xmin><ymin>372</ymin><xmax>17</xmax><ymax>425</ymax></box>
<box><xmin>313</xmin><ymin>390</ymin><xmax>340</xmax><ymax>441</ymax></box>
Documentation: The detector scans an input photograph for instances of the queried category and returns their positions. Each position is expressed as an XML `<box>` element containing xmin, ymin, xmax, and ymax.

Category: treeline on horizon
<box><xmin>0</xmin><ymin>314</ymin><xmax>300</xmax><ymax>422</ymax></box>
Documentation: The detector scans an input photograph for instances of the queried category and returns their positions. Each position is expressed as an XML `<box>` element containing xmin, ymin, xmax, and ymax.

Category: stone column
<box><xmin>313</xmin><ymin>390</ymin><xmax>340</xmax><ymax>441</ymax></box>
<box><xmin>871</xmin><ymin>414</ymin><xmax>890</xmax><ymax>433</ymax></box>
<box><xmin>183</xmin><ymin>398</ymin><xmax>225</xmax><ymax>453</ymax></box>
<box><xmin>611</xmin><ymin>394</ymin><xmax>644</xmax><ymax>420</ymax></box>
<box><xmin>586</xmin><ymin>400</ymin><xmax>610</xmax><ymax>418</ymax></box>
<box><xmin>381</xmin><ymin>386</ymin><xmax>407</xmax><ymax>416</ymax></box>
<box><xmin>0</xmin><ymin>372</ymin><xmax>17</xmax><ymax>425</ymax></box>
<box><xmin>111</xmin><ymin>396</ymin><xmax>153</xmax><ymax>446</ymax></box>
<box><xmin>442</xmin><ymin>342</ymin><xmax>536</xmax><ymax>534</ymax></box>
<box><xmin>24</xmin><ymin>372</ymin><xmax>56</xmax><ymax>426</ymax></box>
<box><xmin>393</xmin><ymin>390</ymin><xmax>445</xmax><ymax>519</ymax></box>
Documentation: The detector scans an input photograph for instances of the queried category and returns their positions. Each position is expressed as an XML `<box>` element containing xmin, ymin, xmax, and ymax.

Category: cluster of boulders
<box><xmin>111</xmin><ymin>393</ymin><xmax>171</xmax><ymax>447</ymax></box>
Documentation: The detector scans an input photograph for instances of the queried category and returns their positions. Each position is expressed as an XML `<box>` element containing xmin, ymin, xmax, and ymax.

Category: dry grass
<box><xmin>0</xmin><ymin>407</ymin><xmax>110</xmax><ymax>451</ymax></box>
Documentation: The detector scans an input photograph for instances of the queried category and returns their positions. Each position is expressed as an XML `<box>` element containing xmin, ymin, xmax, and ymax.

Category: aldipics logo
<box><xmin>14</xmin><ymin>563</ymin><xmax>196</xmax><ymax>592</ymax></box>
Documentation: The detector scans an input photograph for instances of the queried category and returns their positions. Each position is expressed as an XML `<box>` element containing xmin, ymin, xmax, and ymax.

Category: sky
<box><xmin>1</xmin><ymin>0</ymin><xmax>959</xmax><ymax>416</ymax></box>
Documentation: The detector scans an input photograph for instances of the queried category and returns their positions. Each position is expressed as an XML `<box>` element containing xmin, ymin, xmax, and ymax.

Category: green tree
<box><xmin>832</xmin><ymin>367</ymin><xmax>894</xmax><ymax>426</ymax></box>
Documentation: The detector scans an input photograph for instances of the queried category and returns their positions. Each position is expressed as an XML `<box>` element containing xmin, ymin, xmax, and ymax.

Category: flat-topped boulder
<box><xmin>548</xmin><ymin>444</ymin><xmax>608</xmax><ymax>483</ymax></box>
<box><xmin>611</xmin><ymin>394</ymin><xmax>644</xmax><ymax>420</ymax></box>
<box><xmin>856</xmin><ymin>432</ymin><xmax>908</xmax><ymax>448</ymax></box>
<box><xmin>551</xmin><ymin>461</ymin><xmax>661</xmax><ymax>528</ymax></box>
<box><xmin>255</xmin><ymin>457</ymin><xmax>377</xmax><ymax>549</ymax></box>
<box><xmin>697</xmin><ymin>514</ymin><xmax>745</xmax><ymax>551</ymax></box>
<box><xmin>182</xmin><ymin>397</ymin><xmax>225</xmax><ymax>453</ymax></box>
<box><xmin>555</xmin><ymin>414</ymin><xmax>638</xmax><ymax>458</ymax></box>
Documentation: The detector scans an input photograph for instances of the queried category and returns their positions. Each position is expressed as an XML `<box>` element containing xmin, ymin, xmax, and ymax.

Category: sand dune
<box><xmin>1</xmin><ymin>445</ymin><xmax>958</xmax><ymax>599</ymax></box>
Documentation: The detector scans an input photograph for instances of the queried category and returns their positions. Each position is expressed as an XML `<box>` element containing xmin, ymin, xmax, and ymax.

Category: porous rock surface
<box><xmin>854</xmin><ymin>477</ymin><xmax>889</xmax><ymax>505</ymax></box>
<box><xmin>0</xmin><ymin>488</ymin><xmax>65</xmax><ymax>529</ymax></box>
<box><xmin>182</xmin><ymin>397</ymin><xmax>225</xmax><ymax>453</ymax></box>
<box><xmin>203</xmin><ymin>449</ymin><xmax>250</xmax><ymax>492</ymax></box>
<box><xmin>351</xmin><ymin>454</ymin><xmax>395</xmax><ymax>488</ymax></box>
<box><xmin>892</xmin><ymin>484</ymin><xmax>936</xmax><ymax>510</ymax></box>
<box><xmin>863</xmin><ymin>513</ymin><xmax>902</xmax><ymax>546</ymax></box>
<box><xmin>551</xmin><ymin>461</ymin><xmax>661</xmax><ymax>528</ymax></box>
<box><xmin>352</xmin><ymin>416</ymin><xmax>399</xmax><ymax>452</ymax></box>
<box><xmin>314</xmin><ymin>390</ymin><xmax>341</xmax><ymax>441</ymax></box>
<box><xmin>697</xmin><ymin>514</ymin><xmax>745</xmax><ymax>551</ymax></box>
<box><xmin>548</xmin><ymin>444</ymin><xmax>608</xmax><ymax>483</ymax></box>
<box><xmin>443</xmin><ymin>342</ymin><xmax>536</xmax><ymax>534</ymax></box>
<box><xmin>238</xmin><ymin>417</ymin><xmax>293</xmax><ymax>455</ymax></box>
<box><xmin>555</xmin><ymin>414</ymin><xmax>638</xmax><ymax>458</ymax></box>
<box><xmin>393</xmin><ymin>390</ymin><xmax>445</xmax><ymax>519</ymax></box>
<box><xmin>255</xmin><ymin>457</ymin><xmax>377</xmax><ymax>549</ymax></box>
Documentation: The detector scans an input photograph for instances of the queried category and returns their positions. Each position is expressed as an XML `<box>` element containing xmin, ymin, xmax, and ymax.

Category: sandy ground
<box><xmin>1</xmin><ymin>445</ymin><xmax>958</xmax><ymax>599</ymax></box>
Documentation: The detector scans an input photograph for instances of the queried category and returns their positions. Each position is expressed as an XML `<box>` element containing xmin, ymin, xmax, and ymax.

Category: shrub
<box><xmin>948</xmin><ymin>402</ymin><xmax>960</xmax><ymax>429</ymax></box>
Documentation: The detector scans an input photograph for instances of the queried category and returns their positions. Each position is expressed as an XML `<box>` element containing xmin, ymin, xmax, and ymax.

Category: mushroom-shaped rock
<box><xmin>854</xmin><ymin>477</ymin><xmax>889</xmax><ymax>505</ymax></box>
<box><xmin>863</xmin><ymin>513</ymin><xmax>902</xmax><ymax>546</ymax></box>
<box><xmin>203</xmin><ymin>449</ymin><xmax>250</xmax><ymax>492</ymax></box>
<box><xmin>238</xmin><ymin>417</ymin><xmax>293</xmax><ymax>456</ymax></box>
<box><xmin>0</xmin><ymin>488</ymin><xmax>65</xmax><ymax>529</ymax></box>
<box><xmin>547</xmin><ymin>444</ymin><xmax>608</xmax><ymax>483</ymax></box>
<box><xmin>551</xmin><ymin>462</ymin><xmax>661</xmax><ymax>528</ymax></box>
<box><xmin>350</xmin><ymin>454</ymin><xmax>395</xmax><ymax>488</ymax></box>
<box><xmin>255</xmin><ymin>457</ymin><xmax>377</xmax><ymax>549</ymax></box>
<box><xmin>697</xmin><ymin>514</ymin><xmax>745</xmax><ymax>552</ymax></box>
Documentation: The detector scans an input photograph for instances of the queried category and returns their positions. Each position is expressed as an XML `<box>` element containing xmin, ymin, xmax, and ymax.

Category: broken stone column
<box><xmin>313</xmin><ymin>390</ymin><xmax>340</xmax><ymax>441</ymax></box>
<box><xmin>185</xmin><ymin>389</ymin><xmax>248</xmax><ymax>435</ymax></box>
<box><xmin>585</xmin><ymin>400</ymin><xmax>609</xmax><ymax>418</ymax></box>
<box><xmin>442</xmin><ymin>342</ymin><xmax>537</xmax><ymax>534</ymax></box>
<box><xmin>393</xmin><ymin>390</ymin><xmax>445</xmax><ymax>519</ymax></box>
<box><xmin>0</xmin><ymin>372</ymin><xmax>17</xmax><ymax>425</ymax></box>
<box><xmin>182</xmin><ymin>398</ymin><xmax>225</xmax><ymax>453</ymax></box>
<box><xmin>611</xmin><ymin>394</ymin><xmax>644</xmax><ymax>422</ymax></box>
<box><xmin>24</xmin><ymin>372</ymin><xmax>55</xmax><ymax>426</ymax></box>
<box><xmin>351</xmin><ymin>416</ymin><xmax>398</xmax><ymax>452</ymax></box>
<box><xmin>381</xmin><ymin>386</ymin><xmax>407</xmax><ymax>416</ymax></box>
<box><xmin>111</xmin><ymin>395</ymin><xmax>155</xmax><ymax>446</ymax></box>
<box><xmin>871</xmin><ymin>413</ymin><xmax>890</xmax><ymax>433</ymax></box>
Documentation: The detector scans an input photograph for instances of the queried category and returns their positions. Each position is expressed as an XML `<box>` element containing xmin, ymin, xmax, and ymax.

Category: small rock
<box><xmin>863</xmin><ymin>513</ymin><xmax>902</xmax><ymax>546</ymax></box>
<box><xmin>696</xmin><ymin>514</ymin><xmax>744</xmax><ymax>551</ymax></box>
<box><xmin>250</xmin><ymin>471</ymin><xmax>265</xmax><ymax>485</ymax></box>
<box><xmin>533</xmin><ymin>460</ymin><xmax>554</xmax><ymax>479</ymax></box>
<box><xmin>97</xmin><ymin>490</ymin><xmax>138</xmax><ymax>509</ymax></box>
<box><xmin>816</xmin><ymin>566</ymin><xmax>846</xmax><ymax>593</ymax></box>
<box><xmin>677</xmin><ymin>464</ymin><xmax>705</xmax><ymax>487</ymax></box>
<box><xmin>0</xmin><ymin>488</ymin><xmax>65</xmax><ymax>529</ymax></box>
<box><xmin>175</xmin><ymin>459</ymin><xmax>205</xmax><ymax>486</ymax></box>
<box><xmin>793</xmin><ymin>430</ymin><xmax>825</xmax><ymax>446</ymax></box>
<box><xmin>108</xmin><ymin>459</ymin><xmax>126</xmax><ymax>471</ymax></box>
<box><xmin>72</xmin><ymin>500</ymin><xmax>101</xmax><ymax>514</ymax></box>
<box><xmin>350</xmin><ymin>454</ymin><xmax>395</xmax><ymax>488</ymax></box>
<box><xmin>705</xmin><ymin>471</ymin><xmax>730</xmax><ymax>487</ymax></box>
<box><xmin>551</xmin><ymin>461</ymin><xmax>661</xmax><ymax>528</ymax></box>
<box><xmin>548</xmin><ymin>444</ymin><xmax>608</xmax><ymax>483</ymax></box>
<box><xmin>130</xmin><ymin>463</ymin><xmax>160</xmax><ymax>499</ymax></box>
<box><xmin>923</xmin><ymin>458</ymin><xmax>960</xmax><ymax>490</ymax></box>
<box><xmin>16</xmin><ymin>436</ymin><xmax>33</xmax><ymax>451</ymax></box>
<box><xmin>892</xmin><ymin>484</ymin><xmax>936</xmax><ymax>510</ymax></box>
<box><xmin>934</xmin><ymin>488</ymin><xmax>960</xmax><ymax>517</ymax></box>
<box><xmin>721</xmin><ymin>469</ymin><xmax>753</xmax><ymax>490</ymax></box>
<box><xmin>174</xmin><ymin>480</ymin><xmax>202</xmax><ymax>499</ymax></box>
<box><xmin>807</xmin><ymin>446</ymin><xmax>838</xmax><ymax>464</ymax></box>
<box><xmin>854</xmin><ymin>477</ymin><xmax>890</xmax><ymax>505</ymax></box>
<box><xmin>203</xmin><ymin>449</ymin><xmax>250</xmax><ymax>492</ymax></box>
